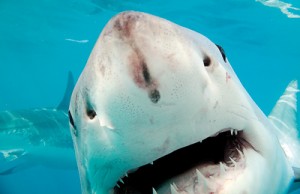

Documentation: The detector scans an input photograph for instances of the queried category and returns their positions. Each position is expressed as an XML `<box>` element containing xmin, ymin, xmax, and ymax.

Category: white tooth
<box><xmin>172</xmin><ymin>183</ymin><xmax>179</xmax><ymax>191</ymax></box>
<box><xmin>125</xmin><ymin>173</ymin><xmax>128</xmax><ymax>177</ymax></box>
<box><xmin>116</xmin><ymin>184</ymin><xmax>120</xmax><ymax>188</ymax></box>
<box><xmin>170</xmin><ymin>184</ymin><xmax>179</xmax><ymax>194</ymax></box>
<box><xmin>230</xmin><ymin>129</ymin><xmax>233</xmax><ymax>135</ymax></box>
<box><xmin>229</xmin><ymin>157</ymin><xmax>237</xmax><ymax>167</ymax></box>
<box><xmin>152</xmin><ymin>188</ymin><xmax>158</xmax><ymax>194</ymax></box>
<box><xmin>236</xmin><ymin>148</ymin><xmax>244</xmax><ymax>158</ymax></box>
<box><xmin>196</xmin><ymin>169</ymin><xmax>209</xmax><ymax>192</ymax></box>
<box><xmin>150</xmin><ymin>161</ymin><xmax>154</xmax><ymax>165</ymax></box>
<box><xmin>234</xmin><ymin>129</ymin><xmax>238</xmax><ymax>135</ymax></box>
<box><xmin>219</xmin><ymin>162</ymin><xmax>226</xmax><ymax>176</ymax></box>
<box><xmin>119</xmin><ymin>178</ymin><xmax>124</xmax><ymax>184</ymax></box>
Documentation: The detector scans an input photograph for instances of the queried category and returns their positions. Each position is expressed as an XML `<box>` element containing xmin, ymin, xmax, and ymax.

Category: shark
<box><xmin>0</xmin><ymin>72</ymin><xmax>77</xmax><ymax>175</ymax></box>
<box><xmin>68</xmin><ymin>11</ymin><xmax>300</xmax><ymax>194</ymax></box>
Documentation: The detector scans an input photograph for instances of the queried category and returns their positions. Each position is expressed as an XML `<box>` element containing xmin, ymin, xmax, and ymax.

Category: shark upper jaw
<box><xmin>69</xmin><ymin>11</ymin><xmax>293</xmax><ymax>194</ymax></box>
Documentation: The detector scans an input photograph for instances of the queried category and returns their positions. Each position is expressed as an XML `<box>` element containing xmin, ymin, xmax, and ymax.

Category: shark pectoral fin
<box><xmin>0</xmin><ymin>158</ymin><xmax>34</xmax><ymax>175</ymax></box>
<box><xmin>0</xmin><ymin>149</ymin><xmax>27</xmax><ymax>162</ymax></box>
<box><xmin>0</xmin><ymin>166</ymin><xmax>17</xmax><ymax>175</ymax></box>
<box><xmin>57</xmin><ymin>71</ymin><xmax>75</xmax><ymax>110</ymax></box>
<box><xmin>0</xmin><ymin>149</ymin><xmax>31</xmax><ymax>175</ymax></box>
<box><xmin>268</xmin><ymin>80</ymin><xmax>300</xmax><ymax>180</ymax></box>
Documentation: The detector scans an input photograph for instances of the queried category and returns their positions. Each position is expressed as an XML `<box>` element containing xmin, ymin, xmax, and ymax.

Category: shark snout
<box><xmin>112</xmin><ymin>11</ymin><xmax>143</xmax><ymax>39</ymax></box>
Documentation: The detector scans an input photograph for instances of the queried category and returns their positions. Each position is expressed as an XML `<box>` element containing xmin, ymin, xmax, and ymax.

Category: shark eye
<box><xmin>203</xmin><ymin>56</ymin><xmax>211</xmax><ymax>67</ymax></box>
<box><xmin>216</xmin><ymin>44</ymin><xmax>227</xmax><ymax>62</ymax></box>
<box><xmin>87</xmin><ymin>109</ymin><xmax>97</xmax><ymax>120</ymax></box>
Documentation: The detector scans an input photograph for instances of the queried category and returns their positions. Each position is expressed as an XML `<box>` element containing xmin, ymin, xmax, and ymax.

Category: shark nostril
<box><xmin>203</xmin><ymin>56</ymin><xmax>211</xmax><ymax>67</ymax></box>
<box><xmin>149</xmin><ymin>89</ymin><xmax>160</xmax><ymax>103</ymax></box>
<box><xmin>86</xmin><ymin>109</ymin><xmax>97</xmax><ymax>120</ymax></box>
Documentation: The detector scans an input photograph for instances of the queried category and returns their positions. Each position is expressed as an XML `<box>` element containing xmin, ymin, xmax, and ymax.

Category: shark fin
<box><xmin>57</xmin><ymin>71</ymin><xmax>75</xmax><ymax>110</ymax></box>
<box><xmin>0</xmin><ymin>149</ymin><xmax>27</xmax><ymax>162</ymax></box>
<box><xmin>0</xmin><ymin>166</ymin><xmax>18</xmax><ymax>175</ymax></box>
<box><xmin>0</xmin><ymin>149</ymin><xmax>32</xmax><ymax>175</ymax></box>
<box><xmin>0</xmin><ymin>158</ymin><xmax>33</xmax><ymax>175</ymax></box>
<box><xmin>268</xmin><ymin>80</ymin><xmax>300</xmax><ymax>180</ymax></box>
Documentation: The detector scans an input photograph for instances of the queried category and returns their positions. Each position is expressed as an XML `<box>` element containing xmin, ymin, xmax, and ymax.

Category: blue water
<box><xmin>0</xmin><ymin>0</ymin><xmax>300</xmax><ymax>193</ymax></box>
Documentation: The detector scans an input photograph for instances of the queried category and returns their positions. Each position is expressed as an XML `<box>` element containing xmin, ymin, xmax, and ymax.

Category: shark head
<box><xmin>69</xmin><ymin>11</ymin><xmax>294</xmax><ymax>194</ymax></box>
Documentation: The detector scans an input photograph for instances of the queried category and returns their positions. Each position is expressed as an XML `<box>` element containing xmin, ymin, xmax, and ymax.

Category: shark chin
<box><xmin>68</xmin><ymin>11</ymin><xmax>298</xmax><ymax>194</ymax></box>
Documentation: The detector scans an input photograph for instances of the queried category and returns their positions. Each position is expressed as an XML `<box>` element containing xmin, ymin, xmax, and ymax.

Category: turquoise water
<box><xmin>0</xmin><ymin>0</ymin><xmax>300</xmax><ymax>193</ymax></box>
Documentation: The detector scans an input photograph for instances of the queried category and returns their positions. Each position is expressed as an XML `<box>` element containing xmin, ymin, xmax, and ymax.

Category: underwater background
<box><xmin>0</xmin><ymin>0</ymin><xmax>300</xmax><ymax>193</ymax></box>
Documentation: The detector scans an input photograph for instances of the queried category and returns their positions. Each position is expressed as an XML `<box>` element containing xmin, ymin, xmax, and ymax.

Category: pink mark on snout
<box><xmin>113</xmin><ymin>12</ymin><xmax>142</xmax><ymax>39</ymax></box>
<box><xmin>226</xmin><ymin>72</ymin><xmax>231</xmax><ymax>83</ymax></box>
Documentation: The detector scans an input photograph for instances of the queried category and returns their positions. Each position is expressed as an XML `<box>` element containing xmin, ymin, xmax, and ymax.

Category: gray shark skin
<box><xmin>68</xmin><ymin>12</ymin><xmax>299</xmax><ymax>194</ymax></box>
<box><xmin>268</xmin><ymin>80</ymin><xmax>300</xmax><ymax>183</ymax></box>
<box><xmin>0</xmin><ymin>72</ymin><xmax>77</xmax><ymax>174</ymax></box>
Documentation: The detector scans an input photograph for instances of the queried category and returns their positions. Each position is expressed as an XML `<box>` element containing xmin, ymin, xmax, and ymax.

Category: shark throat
<box><xmin>114</xmin><ymin>129</ymin><xmax>253</xmax><ymax>193</ymax></box>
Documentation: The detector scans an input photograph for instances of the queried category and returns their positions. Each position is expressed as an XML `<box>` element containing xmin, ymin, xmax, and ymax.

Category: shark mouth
<box><xmin>113</xmin><ymin>128</ymin><xmax>254</xmax><ymax>194</ymax></box>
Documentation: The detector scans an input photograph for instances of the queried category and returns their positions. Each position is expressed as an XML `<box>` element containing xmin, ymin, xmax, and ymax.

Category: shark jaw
<box><xmin>69</xmin><ymin>11</ymin><xmax>293</xmax><ymax>194</ymax></box>
<box><xmin>113</xmin><ymin>129</ymin><xmax>254</xmax><ymax>194</ymax></box>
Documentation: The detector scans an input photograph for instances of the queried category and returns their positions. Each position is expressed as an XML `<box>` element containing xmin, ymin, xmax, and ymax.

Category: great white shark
<box><xmin>68</xmin><ymin>11</ymin><xmax>300</xmax><ymax>194</ymax></box>
<box><xmin>0</xmin><ymin>72</ymin><xmax>76</xmax><ymax>174</ymax></box>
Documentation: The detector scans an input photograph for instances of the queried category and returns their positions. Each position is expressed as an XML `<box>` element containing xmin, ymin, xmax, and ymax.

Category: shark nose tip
<box><xmin>112</xmin><ymin>11</ymin><xmax>143</xmax><ymax>38</ymax></box>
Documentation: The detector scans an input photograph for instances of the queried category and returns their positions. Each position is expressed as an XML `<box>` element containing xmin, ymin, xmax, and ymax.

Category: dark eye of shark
<box><xmin>87</xmin><ymin>109</ymin><xmax>97</xmax><ymax>120</ymax></box>
<box><xmin>216</xmin><ymin>44</ymin><xmax>227</xmax><ymax>62</ymax></box>
<box><xmin>203</xmin><ymin>56</ymin><xmax>211</xmax><ymax>67</ymax></box>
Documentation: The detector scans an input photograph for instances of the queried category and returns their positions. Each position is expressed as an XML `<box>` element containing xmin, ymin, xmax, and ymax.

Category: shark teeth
<box><xmin>119</xmin><ymin>178</ymin><xmax>124</xmax><ymax>184</ymax></box>
<box><xmin>196</xmin><ymin>169</ymin><xmax>210</xmax><ymax>192</ymax></box>
<box><xmin>114</xmin><ymin>129</ymin><xmax>247</xmax><ymax>193</ymax></box>
<box><xmin>152</xmin><ymin>187</ymin><xmax>158</xmax><ymax>194</ymax></box>
<box><xmin>155</xmin><ymin>169</ymin><xmax>232</xmax><ymax>194</ymax></box>
<box><xmin>170</xmin><ymin>183</ymin><xmax>180</xmax><ymax>194</ymax></box>
<box><xmin>229</xmin><ymin>157</ymin><xmax>237</xmax><ymax>168</ymax></box>
<box><xmin>151</xmin><ymin>159</ymin><xmax>247</xmax><ymax>194</ymax></box>
<box><xmin>237</xmin><ymin>148</ymin><xmax>244</xmax><ymax>159</ymax></box>
<box><xmin>230</xmin><ymin>128</ymin><xmax>238</xmax><ymax>135</ymax></box>
<box><xmin>213</xmin><ymin>128</ymin><xmax>239</xmax><ymax>137</ymax></box>
<box><xmin>196</xmin><ymin>169</ymin><xmax>216</xmax><ymax>193</ymax></box>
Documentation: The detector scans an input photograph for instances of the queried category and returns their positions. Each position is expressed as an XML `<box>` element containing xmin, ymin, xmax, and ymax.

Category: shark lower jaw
<box><xmin>112</xmin><ymin>128</ymin><xmax>256</xmax><ymax>194</ymax></box>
